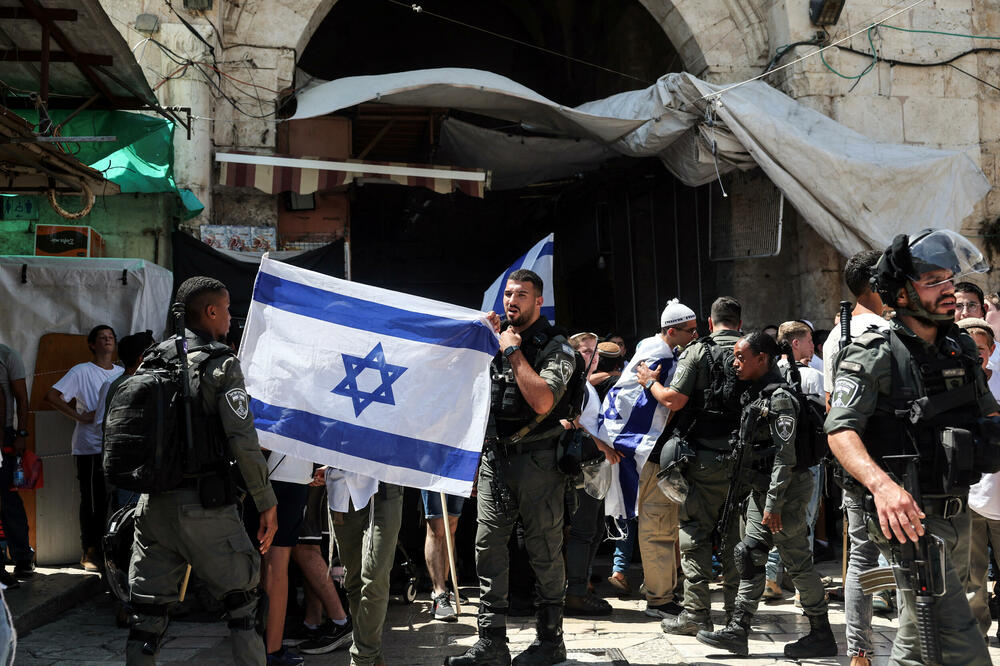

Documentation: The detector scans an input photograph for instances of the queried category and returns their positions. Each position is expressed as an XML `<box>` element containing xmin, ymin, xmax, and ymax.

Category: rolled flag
<box><xmin>241</xmin><ymin>256</ymin><xmax>498</xmax><ymax>497</ymax></box>
<box><xmin>481</xmin><ymin>233</ymin><xmax>554</xmax><ymax>323</ymax></box>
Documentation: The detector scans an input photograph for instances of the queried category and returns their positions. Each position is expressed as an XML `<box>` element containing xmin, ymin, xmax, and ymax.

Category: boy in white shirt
<box><xmin>45</xmin><ymin>325</ymin><xmax>123</xmax><ymax>571</ymax></box>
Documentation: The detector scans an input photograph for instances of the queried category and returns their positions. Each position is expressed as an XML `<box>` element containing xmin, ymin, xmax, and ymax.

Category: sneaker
<box><xmin>644</xmin><ymin>600</ymin><xmax>683</xmax><ymax>618</ymax></box>
<box><xmin>0</xmin><ymin>569</ymin><xmax>19</xmax><ymax>590</ymax></box>
<box><xmin>763</xmin><ymin>579</ymin><xmax>783</xmax><ymax>600</ymax></box>
<box><xmin>297</xmin><ymin>618</ymin><xmax>353</xmax><ymax>655</ymax></box>
<box><xmin>266</xmin><ymin>646</ymin><xmax>304</xmax><ymax>665</ymax></box>
<box><xmin>565</xmin><ymin>593</ymin><xmax>613</xmax><ymax>616</ymax></box>
<box><xmin>13</xmin><ymin>560</ymin><xmax>34</xmax><ymax>580</ymax></box>
<box><xmin>80</xmin><ymin>548</ymin><xmax>100</xmax><ymax>572</ymax></box>
<box><xmin>607</xmin><ymin>571</ymin><xmax>631</xmax><ymax>595</ymax></box>
<box><xmin>432</xmin><ymin>592</ymin><xmax>458</xmax><ymax>622</ymax></box>
<box><xmin>872</xmin><ymin>590</ymin><xmax>892</xmax><ymax>615</ymax></box>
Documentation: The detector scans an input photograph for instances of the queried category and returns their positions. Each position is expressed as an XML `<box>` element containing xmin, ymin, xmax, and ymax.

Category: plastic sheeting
<box><xmin>0</xmin><ymin>256</ymin><xmax>173</xmax><ymax>392</ymax></box>
<box><xmin>291</xmin><ymin>67</ymin><xmax>990</xmax><ymax>257</ymax></box>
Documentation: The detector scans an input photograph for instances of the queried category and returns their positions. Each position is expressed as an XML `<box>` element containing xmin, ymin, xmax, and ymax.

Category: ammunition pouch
<box><xmin>491</xmin><ymin>366</ymin><xmax>528</xmax><ymax>418</ymax></box>
<box><xmin>197</xmin><ymin>464</ymin><xmax>237</xmax><ymax>508</ymax></box>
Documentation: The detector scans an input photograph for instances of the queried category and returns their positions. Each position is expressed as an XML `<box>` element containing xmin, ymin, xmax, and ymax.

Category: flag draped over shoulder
<box><xmin>481</xmin><ymin>233</ymin><xmax>555</xmax><ymax>323</ymax></box>
<box><xmin>241</xmin><ymin>256</ymin><xmax>498</xmax><ymax>497</ymax></box>
<box><xmin>598</xmin><ymin>335</ymin><xmax>677</xmax><ymax>519</ymax></box>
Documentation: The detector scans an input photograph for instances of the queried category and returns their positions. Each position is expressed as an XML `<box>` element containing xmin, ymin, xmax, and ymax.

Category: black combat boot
<box><xmin>512</xmin><ymin>605</ymin><xmax>566</xmax><ymax>666</ymax></box>
<box><xmin>661</xmin><ymin>609</ymin><xmax>712</xmax><ymax>635</ymax></box>
<box><xmin>444</xmin><ymin>626</ymin><xmax>511</xmax><ymax>666</ymax></box>
<box><xmin>783</xmin><ymin>613</ymin><xmax>838</xmax><ymax>658</ymax></box>
<box><xmin>695</xmin><ymin>608</ymin><xmax>752</xmax><ymax>656</ymax></box>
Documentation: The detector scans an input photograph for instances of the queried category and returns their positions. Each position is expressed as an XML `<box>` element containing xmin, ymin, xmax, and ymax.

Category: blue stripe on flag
<box><xmin>254</xmin><ymin>271</ymin><xmax>496</xmax><ymax>355</ymax></box>
<box><xmin>488</xmin><ymin>239</ymin><xmax>555</xmax><ymax>316</ymax></box>
<box><xmin>251</xmin><ymin>398</ymin><xmax>481</xmax><ymax>482</ymax></box>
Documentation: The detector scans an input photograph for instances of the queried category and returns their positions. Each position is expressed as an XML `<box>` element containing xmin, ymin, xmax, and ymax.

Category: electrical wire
<box><xmin>383</xmin><ymin>0</ymin><xmax>653</xmax><ymax>85</ymax></box>
<box><xmin>820</xmin><ymin>27</ymin><xmax>879</xmax><ymax>79</ymax></box>
<box><xmin>700</xmin><ymin>0</ymin><xmax>929</xmax><ymax>100</ymax></box>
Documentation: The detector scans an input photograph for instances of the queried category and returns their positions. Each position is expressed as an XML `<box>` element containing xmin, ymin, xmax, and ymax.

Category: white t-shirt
<box><xmin>0</xmin><ymin>345</ymin><xmax>25</xmax><ymax>429</ymax></box>
<box><xmin>823</xmin><ymin>313</ymin><xmax>889</xmax><ymax>395</ymax></box>
<box><xmin>778</xmin><ymin>358</ymin><xmax>824</xmax><ymax>406</ymax></box>
<box><xmin>970</xmin><ymin>369</ymin><xmax>1000</xmax><ymax>519</ymax></box>
<box><xmin>52</xmin><ymin>361</ymin><xmax>123</xmax><ymax>455</ymax></box>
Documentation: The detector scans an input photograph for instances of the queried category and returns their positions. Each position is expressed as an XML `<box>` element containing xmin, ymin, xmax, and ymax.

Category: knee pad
<box><xmin>223</xmin><ymin>587</ymin><xmax>267</xmax><ymax>635</ymax></box>
<box><xmin>734</xmin><ymin>537</ymin><xmax>769</xmax><ymax>580</ymax></box>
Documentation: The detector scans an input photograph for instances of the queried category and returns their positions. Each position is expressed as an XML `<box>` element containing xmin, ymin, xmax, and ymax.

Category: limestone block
<box><xmin>981</xmin><ymin>100</ymin><xmax>1000</xmax><ymax>145</ymax></box>
<box><xmin>932</xmin><ymin>0</ymin><xmax>973</xmax><ymax>10</ymax></box>
<box><xmin>903</xmin><ymin>97</ymin><xmax>979</xmax><ymax>144</ymax></box>
<box><xmin>971</xmin><ymin>2</ymin><xmax>1000</xmax><ymax>34</ymax></box>
<box><xmin>833</xmin><ymin>95</ymin><xmax>904</xmax><ymax>143</ymax></box>
<box><xmin>234</xmin><ymin>0</ymin><xmax>316</xmax><ymax>49</ymax></box>
<box><xmin>661</xmin><ymin>7</ymin><xmax>696</xmax><ymax>57</ymax></box>
<box><xmin>945</xmin><ymin>60</ymin><xmax>985</xmax><ymax>97</ymax></box>
<box><xmin>909</xmin><ymin>7</ymin><xmax>975</xmax><ymax>56</ymax></box>
<box><xmin>890</xmin><ymin>63</ymin><xmax>945</xmax><ymax>97</ymax></box>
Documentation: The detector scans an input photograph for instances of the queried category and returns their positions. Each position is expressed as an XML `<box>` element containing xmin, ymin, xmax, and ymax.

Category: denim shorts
<box><xmin>421</xmin><ymin>489</ymin><xmax>465</xmax><ymax>519</ymax></box>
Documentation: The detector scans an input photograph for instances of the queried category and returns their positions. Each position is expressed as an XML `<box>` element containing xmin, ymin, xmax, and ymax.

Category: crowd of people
<box><xmin>1</xmin><ymin>229</ymin><xmax>999</xmax><ymax>666</ymax></box>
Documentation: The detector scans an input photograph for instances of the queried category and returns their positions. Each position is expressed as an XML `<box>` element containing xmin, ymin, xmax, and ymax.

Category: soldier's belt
<box><xmin>499</xmin><ymin>439</ymin><xmax>557</xmax><ymax>456</ymax></box>
<box><xmin>921</xmin><ymin>495</ymin><xmax>966</xmax><ymax>519</ymax></box>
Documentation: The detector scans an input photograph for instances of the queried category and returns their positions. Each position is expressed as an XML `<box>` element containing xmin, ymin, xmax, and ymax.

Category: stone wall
<box><xmin>96</xmin><ymin>0</ymin><xmax>1000</xmax><ymax>309</ymax></box>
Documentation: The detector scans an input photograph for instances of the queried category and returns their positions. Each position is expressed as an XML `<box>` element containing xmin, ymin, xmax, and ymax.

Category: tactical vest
<box><xmin>681</xmin><ymin>334</ymin><xmax>748</xmax><ymax>441</ymax></box>
<box><xmin>490</xmin><ymin>317</ymin><xmax>577</xmax><ymax>441</ymax></box>
<box><xmin>738</xmin><ymin>380</ymin><xmax>784</xmax><ymax>491</ymax></box>
<box><xmin>860</xmin><ymin>326</ymin><xmax>983</xmax><ymax>494</ymax></box>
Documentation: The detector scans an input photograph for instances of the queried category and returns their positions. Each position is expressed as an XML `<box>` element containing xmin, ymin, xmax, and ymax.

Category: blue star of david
<box><xmin>332</xmin><ymin>343</ymin><xmax>408</xmax><ymax>417</ymax></box>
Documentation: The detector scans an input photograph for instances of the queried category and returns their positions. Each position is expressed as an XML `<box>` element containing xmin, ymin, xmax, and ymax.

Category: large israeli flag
<box><xmin>481</xmin><ymin>233</ymin><xmax>555</xmax><ymax>322</ymax></box>
<box><xmin>241</xmin><ymin>256</ymin><xmax>498</xmax><ymax>497</ymax></box>
<box><xmin>598</xmin><ymin>335</ymin><xmax>677</xmax><ymax>519</ymax></box>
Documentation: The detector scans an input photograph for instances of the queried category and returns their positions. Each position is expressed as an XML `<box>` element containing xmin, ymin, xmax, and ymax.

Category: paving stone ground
<box><xmin>14</xmin><ymin>559</ymin><xmax>1000</xmax><ymax>665</ymax></box>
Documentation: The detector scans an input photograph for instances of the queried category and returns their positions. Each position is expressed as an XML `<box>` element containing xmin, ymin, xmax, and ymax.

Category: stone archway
<box><xmin>288</xmin><ymin>0</ymin><xmax>769</xmax><ymax>84</ymax></box>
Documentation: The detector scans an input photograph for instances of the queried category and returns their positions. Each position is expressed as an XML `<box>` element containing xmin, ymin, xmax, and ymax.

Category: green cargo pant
<box><xmin>476</xmin><ymin>444</ymin><xmax>565</xmax><ymax>629</ymax></box>
<box><xmin>872</xmin><ymin>508</ymin><xmax>989</xmax><ymax>666</ymax></box>
<box><xmin>127</xmin><ymin>488</ymin><xmax>263</xmax><ymax>666</ymax></box>
<box><xmin>331</xmin><ymin>483</ymin><xmax>403</xmax><ymax>666</ymax></box>
<box><xmin>736</xmin><ymin>469</ymin><xmax>827</xmax><ymax>617</ymax></box>
<box><xmin>679</xmin><ymin>448</ymin><xmax>740</xmax><ymax>614</ymax></box>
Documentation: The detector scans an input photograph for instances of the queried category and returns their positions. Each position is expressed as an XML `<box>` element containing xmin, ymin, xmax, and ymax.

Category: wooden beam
<box><xmin>357</xmin><ymin>119</ymin><xmax>395</xmax><ymax>159</ymax></box>
<box><xmin>18</xmin><ymin>0</ymin><xmax>117</xmax><ymax>104</ymax></box>
<box><xmin>0</xmin><ymin>7</ymin><xmax>76</xmax><ymax>21</ymax></box>
<box><xmin>0</xmin><ymin>50</ymin><xmax>113</xmax><ymax>65</ymax></box>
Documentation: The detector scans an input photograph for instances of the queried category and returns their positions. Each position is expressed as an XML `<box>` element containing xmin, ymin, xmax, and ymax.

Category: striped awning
<box><xmin>216</xmin><ymin>152</ymin><xmax>488</xmax><ymax>198</ymax></box>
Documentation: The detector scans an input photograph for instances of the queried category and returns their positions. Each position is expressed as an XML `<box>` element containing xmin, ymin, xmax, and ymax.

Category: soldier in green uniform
<box><xmin>445</xmin><ymin>269</ymin><xmax>576</xmax><ymax>666</ymax></box>
<box><xmin>695</xmin><ymin>331</ymin><xmax>837</xmax><ymax>658</ymax></box>
<box><xmin>636</xmin><ymin>296</ymin><xmax>745</xmax><ymax>635</ymax></box>
<box><xmin>126</xmin><ymin>277</ymin><xmax>278</xmax><ymax>666</ymax></box>
<box><xmin>827</xmin><ymin>230</ymin><xmax>1000</xmax><ymax>666</ymax></box>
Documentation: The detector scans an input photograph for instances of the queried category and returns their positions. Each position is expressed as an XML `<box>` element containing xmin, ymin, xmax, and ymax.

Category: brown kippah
<box><xmin>597</xmin><ymin>341</ymin><xmax>623</xmax><ymax>357</ymax></box>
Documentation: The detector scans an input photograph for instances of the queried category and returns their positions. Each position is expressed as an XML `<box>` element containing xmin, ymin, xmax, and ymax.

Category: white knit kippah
<box><xmin>660</xmin><ymin>298</ymin><xmax>696</xmax><ymax>328</ymax></box>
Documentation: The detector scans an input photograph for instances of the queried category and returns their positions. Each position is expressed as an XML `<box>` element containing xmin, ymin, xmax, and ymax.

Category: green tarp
<box><xmin>15</xmin><ymin>109</ymin><xmax>203</xmax><ymax>219</ymax></box>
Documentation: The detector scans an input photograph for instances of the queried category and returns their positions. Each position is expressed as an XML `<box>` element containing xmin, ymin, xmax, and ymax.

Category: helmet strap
<box><xmin>896</xmin><ymin>282</ymin><xmax>954</xmax><ymax>326</ymax></box>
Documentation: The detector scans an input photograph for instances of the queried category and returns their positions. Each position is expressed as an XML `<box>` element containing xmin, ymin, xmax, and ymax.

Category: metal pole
<box><xmin>439</xmin><ymin>491</ymin><xmax>461</xmax><ymax>615</ymax></box>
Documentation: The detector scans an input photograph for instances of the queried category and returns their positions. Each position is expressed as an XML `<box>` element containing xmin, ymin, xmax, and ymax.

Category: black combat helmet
<box><xmin>873</xmin><ymin>229</ymin><xmax>988</xmax><ymax>323</ymax></box>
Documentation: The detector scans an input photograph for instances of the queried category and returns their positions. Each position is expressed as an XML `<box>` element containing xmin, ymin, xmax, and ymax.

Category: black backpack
<box><xmin>103</xmin><ymin>341</ymin><xmax>232</xmax><ymax>493</ymax></box>
<box><xmin>701</xmin><ymin>336</ymin><xmax>751</xmax><ymax>419</ymax></box>
<box><xmin>768</xmin><ymin>363</ymin><xmax>828</xmax><ymax>471</ymax></box>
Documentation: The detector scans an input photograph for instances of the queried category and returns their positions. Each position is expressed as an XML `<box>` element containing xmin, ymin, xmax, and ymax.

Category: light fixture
<box><xmin>809</xmin><ymin>0</ymin><xmax>846</xmax><ymax>26</ymax></box>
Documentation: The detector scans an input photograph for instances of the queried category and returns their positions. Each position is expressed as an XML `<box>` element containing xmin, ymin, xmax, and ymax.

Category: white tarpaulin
<box><xmin>0</xmin><ymin>256</ymin><xmax>172</xmax><ymax>390</ymax></box>
<box><xmin>291</xmin><ymin>67</ymin><xmax>990</xmax><ymax>257</ymax></box>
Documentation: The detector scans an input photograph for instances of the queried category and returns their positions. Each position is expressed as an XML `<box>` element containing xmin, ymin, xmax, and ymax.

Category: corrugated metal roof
<box><xmin>0</xmin><ymin>0</ymin><xmax>157</xmax><ymax>109</ymax></box>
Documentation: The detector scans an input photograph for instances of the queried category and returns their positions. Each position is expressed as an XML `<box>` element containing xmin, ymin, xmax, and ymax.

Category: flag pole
<box><xmin>440</xmin><ymin>491</ymin><xmax>461</xmax><ymax>615</ymax></box>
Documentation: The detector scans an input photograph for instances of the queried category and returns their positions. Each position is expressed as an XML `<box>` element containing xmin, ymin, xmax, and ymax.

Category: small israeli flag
<box><xmin>241</xmin><ymin>256</ymin><xmax>498</xmax><ymax>496</ymax></box>
<box><xmin>481</xmin><ymin>233</ymin><xmax>555</xmax><ymax>322</ymax></box>
<box><xmin>598</xmin><ymin>335</ymin><xmax>677</xmax><ymax>519</ymax></box>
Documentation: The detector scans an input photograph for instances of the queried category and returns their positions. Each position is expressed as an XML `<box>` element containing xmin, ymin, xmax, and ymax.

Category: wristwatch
<box><xmin>14</xmin><ymin>429</ymin><xmax>28</xmax><ymax>438</ymax></box>
<box><xmin>643</xmin><ymin>377</ymin><xmax>657</xmax><ymax>390</ymax></box>
<box><xmin>503</xmin><ymin>345</ymin><xmax>521</xmax><ymax>359</ymax></box>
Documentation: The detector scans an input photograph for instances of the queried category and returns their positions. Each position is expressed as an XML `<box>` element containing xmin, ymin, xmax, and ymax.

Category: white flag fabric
<box><xmin>598</xmin><ymin>335</ymin><xmax>678</xmax><ymax>519</ymax></box>
<box><xmin>241</xmin><ymin>256</ymin><xmax>498</xmax><ymax>497</ymax></box>
<box><xmin>481</xmin><ymin>233</ymin><xmax>555</xmax><ymax>323</ymax></box>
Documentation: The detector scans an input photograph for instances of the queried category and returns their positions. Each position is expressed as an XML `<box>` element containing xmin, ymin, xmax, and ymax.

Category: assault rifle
<box><xmin>858</xmin><ymin>455</ymin><xmax>945</xmax><ymax>666</ymax></box>
<box><xmin>170</xmin><ymin>303</ymin><xmax>195</xmax><ymax>462</ymax></box>
<box><xmin>716</xmin><ymin>397</ymin><xmax>767</xmax><ymax>553</ymax></box>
